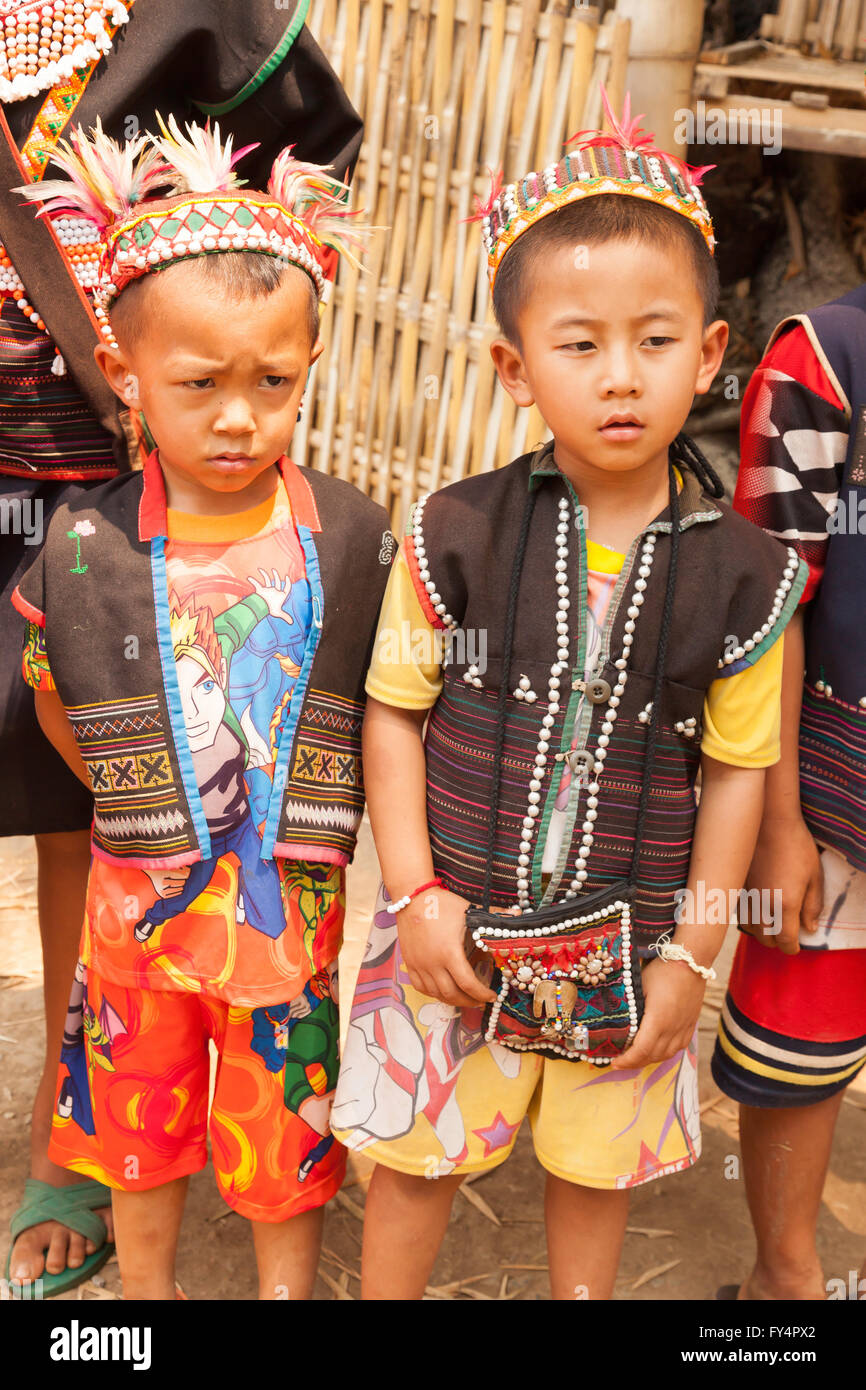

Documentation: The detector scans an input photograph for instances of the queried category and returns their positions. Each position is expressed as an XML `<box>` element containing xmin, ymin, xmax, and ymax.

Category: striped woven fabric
<box><xmin>425</xmin><ymin>669</ymin><xmax>701</xmax><ymax>956</ymax></box>
<box><xmin>712</xmin><ymin>934</ymin><xmax>866</xmax><ymax>1108</ymax></box>
<box><xmin>800</xmin><ymin>681</ymin><xmax>866</xmax><ymax>873</ymax></box>
<box><xmin>0</xmin><ymin>299</ymin><xmax>116</xmax><ymax>479</ymax></box>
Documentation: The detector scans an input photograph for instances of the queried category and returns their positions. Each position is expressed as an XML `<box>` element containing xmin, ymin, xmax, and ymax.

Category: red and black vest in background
<box><xmin>768</xmin><ymin>286</ymin><xmax>866</xmax><ymax>872</ymax></box>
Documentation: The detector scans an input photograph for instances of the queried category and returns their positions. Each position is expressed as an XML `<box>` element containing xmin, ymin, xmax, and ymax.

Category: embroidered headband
<box><xmin>469</xmin><ymin>88</ymin><xmax>716</xmax><ymax>289</ymax></box>
<box><xmin>17</xmin><ymin>113</ymin><xmax>373</xmax><ymax>344</ymax></box>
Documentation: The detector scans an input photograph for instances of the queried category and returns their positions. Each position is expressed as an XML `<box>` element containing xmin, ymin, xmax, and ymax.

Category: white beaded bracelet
<box><xmin>654</xmin><ymin>935</ymin><xmax>717</xmax><ymax>981</ymax></box>
<box><xmin>385</xmin><ymin>893</ymin><xmax>413</xmax><ymax>916</ymax></box>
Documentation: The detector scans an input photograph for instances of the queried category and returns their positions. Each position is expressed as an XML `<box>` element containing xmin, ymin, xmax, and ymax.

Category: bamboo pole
<box><xmin>298</xmin><ymin>1</ymin><xmax>634</xmax><ymax>516</ymax></box>
<box><xmin>568</xmin><ymin>7</ymin><xmax>600</xmax><ymax>139</ymax></box>
<box><xmin>604</xmin><ymin>13</ymin><xmax>631</xmax><ymax>124</ymax></box>
<box><xmin>838</xmin><ymin>0</ymin><xmax>862</xmax><ymax>57</ymax></box>
<box><xmin>779</xmin><ymin>0</ymin><xmax>809</xmax><ymax>46</ymax></box>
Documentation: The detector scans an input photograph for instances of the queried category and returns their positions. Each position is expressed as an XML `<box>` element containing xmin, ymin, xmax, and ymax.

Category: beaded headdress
<box><xmin>470</xmin><ymin>89</ymin><xmax>716</xmax><ymax>289</ymax></box>
<box><xmin>17</xmin><ymin>114</ymin><xmax>371</xmax><ymax>344</ymax></box>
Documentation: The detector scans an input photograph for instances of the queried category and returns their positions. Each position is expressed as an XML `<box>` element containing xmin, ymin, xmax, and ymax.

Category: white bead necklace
<box><xmin>0</xmin><ymin>0</ymin><xmax>129</xmax><ymax>104</ymax></box>
<box><xmin>514</xmin><ymin>501</ymin><xmax>659</xmax><ymax>908</ymax></box>
<box><xmin>515</xmin><ymin>493</ymin><xmax>572</xmax><ymax>908</ymax></box>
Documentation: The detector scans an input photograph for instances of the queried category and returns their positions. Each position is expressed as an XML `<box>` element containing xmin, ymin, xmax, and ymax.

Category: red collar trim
<box><xmin>278</xmin><ymin>456</ymin><xmax>321</xmax><ymax>531</ymax></box>
<box><xmin>137</xmin><ymin>453</ymin><xmax>321</xmax><ymax>542</ymax></box>
<box><xmin>137</xmin><ymin>450</ymin><xmax>168</xmax><ymax>541</ymax></box>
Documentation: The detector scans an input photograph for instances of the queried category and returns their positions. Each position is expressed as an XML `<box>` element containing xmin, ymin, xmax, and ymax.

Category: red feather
<box><xmin>462</xmin><ymin>164</ymin><xmax>504</xmax><ymax>225</ymax></box>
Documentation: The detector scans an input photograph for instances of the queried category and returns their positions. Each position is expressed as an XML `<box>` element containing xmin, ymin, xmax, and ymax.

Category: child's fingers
<box><xmin>801</xmin><ymin>865</ymin><xmax>824</xmax><ymax>935</ymax></box>
<box><xmin>406</xmin><ymin>966</ymin><xmax>435</xmax><ymax>998</ymax></box>
<box><xmin>446</xmin><ymin>950</ymin><xmax>496</xmax><ymax>1004</ymax></box>
<box><xmin>611</xmin><ymin>1023</ymin><xmax>679</xmax><ymax>1071</ymax></box>
<box><xmin>430</xmin><ymin>971</ymin><xmax>487</xmax><ymax>1009</ymax></box>
<box><xmin>773</xmin><ymin>904</ymin><xmax>802</xmax><ymax>955</ymax></box>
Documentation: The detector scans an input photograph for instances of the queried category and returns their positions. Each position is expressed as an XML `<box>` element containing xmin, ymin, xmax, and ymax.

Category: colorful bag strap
<box><xmin>480</xmin><ymin>444</ymin><xmax>684</xmax><ymax>912</ymax></box>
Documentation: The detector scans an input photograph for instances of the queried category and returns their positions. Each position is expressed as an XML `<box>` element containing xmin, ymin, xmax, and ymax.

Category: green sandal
<box><xmin>5</xmin><ymin>1177</ymin><xmax>114</xmax><ymax>1299</ymax></box>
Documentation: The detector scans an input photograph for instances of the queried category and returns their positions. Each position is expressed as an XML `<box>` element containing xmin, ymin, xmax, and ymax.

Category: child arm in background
<box><xmin>728</xmin><ymin>324</ymin><xmax>846</xmax><ymax>954</ymax></box>
<box><xmin>611</xmin><ymin>756</ymin><xmax>766</xmax><ymax>1071</ymax></box>
<box><xmin>363</xmin><ymin>699</ymin><xmax>494</xmax><ymax>1008</ymax></box>
<box><xmin>612</xmin><ymin>627</ymin><xmax>789</xmax><ymax>1071</ymax></box>
<box><xmin>34</xmin><ymin>687</ymin><xmax>90</xmax><ymax>789</ymax></box>
<box><xmin>735</xmin><ymin>608</ymin><xmax>822</xmax><ymax>956</ymax></box>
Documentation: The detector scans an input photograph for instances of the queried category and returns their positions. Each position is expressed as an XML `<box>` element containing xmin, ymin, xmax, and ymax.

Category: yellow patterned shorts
<box><xmin>331</xmin><ymin>884</ymin><xmax>700</xmax><ymax>1188</ymax></box>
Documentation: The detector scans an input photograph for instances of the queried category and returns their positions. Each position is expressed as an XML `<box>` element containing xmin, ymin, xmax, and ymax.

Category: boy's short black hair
<box><xmin>492</xmin><ymin>195</ymin><xmax>720</xmax><ymax>353</ymax></box>
<box><xmin>110</xmin><ymin>252</ymin><xmax>320</xmax><ymax>351</ymax></box>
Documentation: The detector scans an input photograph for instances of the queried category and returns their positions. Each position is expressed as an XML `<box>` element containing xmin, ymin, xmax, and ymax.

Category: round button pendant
<box><xmin>566</xmin><ymin>748</ymin><xmax>595</xmax><ymax>775</ymax></box>
<box><xmin>587</xmin><ymin>678</ymin><xmax>612</xmax><ymax>704</ymax></box>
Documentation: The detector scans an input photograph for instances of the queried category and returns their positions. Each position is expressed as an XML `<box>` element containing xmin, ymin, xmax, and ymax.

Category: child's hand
<box><xmin>738</xmin><ymin>814</ymin><xmax>823</xmax><ymax>956</ymax></box>
<box><xmin>609</xmin><ymin>957</ymin><xmax>705</xmax><ymax>1071</ymax></box>
<box><xmin>246</xmin><ymin>567</ymin><xmax>293</xmax><ymax>619</ymax></box>
<box><xmin>398</xmin><ymin>888</ymin><xmax>497</xmax><ymax>1009</ymax></box>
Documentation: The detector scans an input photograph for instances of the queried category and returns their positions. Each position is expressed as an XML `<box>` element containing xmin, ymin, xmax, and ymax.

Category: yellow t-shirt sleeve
<box><xmin>701</xmin><ymin>633</ymin><xmax>784</xmax><ymax>768</ymax></box>
<box><xmin>364</xmin><ymin>544</ymin><xmax>444</xmax><ymax>709</ymax></box>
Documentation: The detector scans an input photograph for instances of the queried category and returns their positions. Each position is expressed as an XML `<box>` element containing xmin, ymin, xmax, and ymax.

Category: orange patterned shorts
<box><xmin>48</xmin><ymin>959</ymin><xmax>346</xmax><ymax>1222</ymax></box>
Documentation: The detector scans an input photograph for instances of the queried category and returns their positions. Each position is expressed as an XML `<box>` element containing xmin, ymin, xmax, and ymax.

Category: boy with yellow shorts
<box><xmin>331</xmin><ymin>93</ymin><xmax>806</xmax><ymax>1300</ymax></box>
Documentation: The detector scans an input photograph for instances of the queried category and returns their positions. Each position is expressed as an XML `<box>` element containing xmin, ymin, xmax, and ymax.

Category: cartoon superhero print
<box><xmin>330</xmin><ymin>887</ymin><xmax>518</xmax><ymax>1171</ymax></box>
<box><xmin>134</xmin><ymin>570</ymin><xmax>311</xmax><ymax>944</ymax></box>
<box><xmin>250</xmin><ymin>963</ymin><xmax>340</xmax><ymax>1182</ymax></box>
<box><xmin>56</xmin><ymin>960</ymin><xmax>128</xmax><ymax>1137</ymax></box>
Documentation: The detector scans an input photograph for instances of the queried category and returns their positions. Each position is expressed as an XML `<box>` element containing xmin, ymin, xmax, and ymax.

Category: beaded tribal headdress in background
<box><xmin>17</xmin><ymin>114</ymin><xmax>372</xmax><ymax>344</ymax></box>
<box><xmin>470</xmin><ymin>88</ymin><xmax>716</xmax><ymax>290</ymax></box>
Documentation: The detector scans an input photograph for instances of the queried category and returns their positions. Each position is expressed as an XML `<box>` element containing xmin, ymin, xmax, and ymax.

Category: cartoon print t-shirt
<box><xmin>26</xmin><ymin>478</ymin><xmax>344</xmax><ymax>1006</ymax></box>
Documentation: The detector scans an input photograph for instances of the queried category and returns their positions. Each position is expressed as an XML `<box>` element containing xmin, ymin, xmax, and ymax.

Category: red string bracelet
<box><xmin>386</xmin><ymin>877</ymin><xmax>444</xmax><ymax>914</ymax></box>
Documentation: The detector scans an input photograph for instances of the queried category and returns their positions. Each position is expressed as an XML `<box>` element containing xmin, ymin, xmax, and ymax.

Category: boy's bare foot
<box><xmin>737</xmin><ymin>1260</ymin><xmax>826</xmax><ymax>1301</ymax></box>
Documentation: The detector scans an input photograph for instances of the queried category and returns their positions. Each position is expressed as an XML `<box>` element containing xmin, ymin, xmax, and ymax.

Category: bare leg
<box><xmin>111</xmin><ymin>1177</ymin><xmax>189</xmax><ymax>1300</ymax></box>
<box><xmin>361</xmin><ymin>1164</ymin><xmax>463</xmax><ymax>1300</ymax></box>
<box><xmin>738</xmin><ymin>1093</ymin><xmax>844</xmax><ymax>1300</ymax></box>
<box><xmin>545</xmin><ymin>1172</ymin><xmax>629</xmax><ymax>1301</ymax></box>
<box><xmin>251</xmin><ymin>1205</ymin><xmax>325</xmax><ymax>1300</ymax></box>
<box><xmin>9</xmin><ymin>831</ymin><xmax>114</xmax><ymax>1283</ymax></box>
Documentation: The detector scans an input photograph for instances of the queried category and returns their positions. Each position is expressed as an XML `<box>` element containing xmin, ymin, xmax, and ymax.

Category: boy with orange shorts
<box><xmin>11</xmin><ymin>117</ymin><xmax>391</xmax><ymax>1298</ymax></box>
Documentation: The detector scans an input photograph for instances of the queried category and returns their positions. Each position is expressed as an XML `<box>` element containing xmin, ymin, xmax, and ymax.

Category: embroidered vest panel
<box><xmin>21</xmin><ymin>476</ymin><xmax>199</xmax><ymax>864</ymax></box>
<box><xmin>776</xmin><ymin>285</ymin><xmax>866</xmax><ymax>869</ymax></box>
<box><xmin>15</xmin><ymin>467</ymin><xmax>394</xmax><ymax>868</ymax></box>
<box><xmin>413</xmin><ymin>454</ymin><xmax>805</xmax><ymax>951</ymax></box>
<box><xmin>275</xmin><ymin>468</ymin><xmax>395</xmax><ymax>860</ymax></box>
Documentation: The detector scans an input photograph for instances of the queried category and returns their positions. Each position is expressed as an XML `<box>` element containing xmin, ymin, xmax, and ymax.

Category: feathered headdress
<box><xmin>16</xmin><ymin>114</ymin><xmax>375</xmax><ymax>341</ymax></box>
<box><xmin>466</xmin><ymin>86</ymin><xmax>716</xmax><ymax>289</ymax></box>
<box><xmin>21</xmin><ymin>116</ymin><xmax>169</xmax><ymax>228</ymax></box>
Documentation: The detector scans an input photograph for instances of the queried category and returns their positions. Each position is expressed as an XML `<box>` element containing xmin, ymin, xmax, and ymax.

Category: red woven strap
<box><xmin>407</xmin><ymin>877</ymin><xmax>443</xmax><ymax>903</ymax></box>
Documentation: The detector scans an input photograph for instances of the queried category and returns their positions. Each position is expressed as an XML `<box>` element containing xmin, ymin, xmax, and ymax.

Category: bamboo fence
<box><xmin>762</xmin><ymin>0</ymin><xmax>866</xmax><ymax>58</ymax></box>
<box><xmin>294</xmin><ymin>0</ymin><xmax>629</xmax><ymax>524</ymax></box>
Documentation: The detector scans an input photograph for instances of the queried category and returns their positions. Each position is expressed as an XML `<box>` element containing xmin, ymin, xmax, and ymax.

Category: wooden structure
<box><xmin>695</xmin><ymin>1</ymin><xmax>866</xmax><ymax>158</ymax></box>
<box><xmin>761</xmin><ymin>0</ymin><xmax>866</xmax><ymax>57</ymax></box>
<box><xmin>295</xmin><ymin>1</ymin><xmax>637</xmax><ymax>519</ymax></box>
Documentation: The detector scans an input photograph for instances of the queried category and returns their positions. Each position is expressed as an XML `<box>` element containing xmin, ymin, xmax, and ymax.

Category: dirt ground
<box><xmin>1</xmin><ymin>825</ymin><xmax>864</xmax><ymax>1302</ymax></box>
